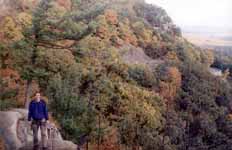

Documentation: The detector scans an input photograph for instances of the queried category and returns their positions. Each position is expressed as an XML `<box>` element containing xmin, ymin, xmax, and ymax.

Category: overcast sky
<box><xmin>145</xmin><ymin>0</ymin><xmax>232</xmax><ymax>29</ymax></box>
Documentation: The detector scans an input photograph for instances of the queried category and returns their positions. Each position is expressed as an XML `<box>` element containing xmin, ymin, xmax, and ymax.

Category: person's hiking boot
<box><xmin>33</xmin><ymin>145</ymin><xmax>39</xmax><ymax>150</ymax></box>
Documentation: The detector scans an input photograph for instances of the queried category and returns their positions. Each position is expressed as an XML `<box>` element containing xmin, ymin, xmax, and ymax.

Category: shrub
<box><xmin>0</xmin><ymin>78</ymin><xmax>18</xmax><ymax>110</ymax></box>
<box><xmin>128</xmin><ymin>64</ymin><xmax>156</xmax><ymax>88</ymax></box>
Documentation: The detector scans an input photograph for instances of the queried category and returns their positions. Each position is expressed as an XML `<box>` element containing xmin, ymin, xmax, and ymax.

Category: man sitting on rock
<box><xmin>28</xmin><ymin>91</ymin><xmax>49</xmax><ymax>150</ymax></box>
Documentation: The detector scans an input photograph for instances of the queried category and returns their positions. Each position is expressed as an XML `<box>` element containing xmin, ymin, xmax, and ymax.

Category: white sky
<box><xmin>145</xmin><ymin>0</ymin><xmax>232</xmax><ymax>29</ymax></box>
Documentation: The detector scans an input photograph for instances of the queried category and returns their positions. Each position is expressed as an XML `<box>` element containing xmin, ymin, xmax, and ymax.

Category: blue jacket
<box><xmin>28</xmin><ymin>99</ymin><xmax>49</xmax><ymax>121</ymax></box>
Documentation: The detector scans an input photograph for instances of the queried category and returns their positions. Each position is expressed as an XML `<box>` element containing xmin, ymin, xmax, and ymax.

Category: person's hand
<box><xmin>28</xmin><ymin>120</ymin><xmax>32</xmax><ymax>126</ymax></box>
<box><xmin>42</xmin><ymin>118</ymin><xmax>48</xmax><ymax>123</ymax></box>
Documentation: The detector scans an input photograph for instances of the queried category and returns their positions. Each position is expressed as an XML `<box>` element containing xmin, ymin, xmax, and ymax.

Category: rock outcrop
<box><xmin>0</xmin><ymin>109</ymin><xmax>76</xmax><ymax>150</ymax></box>
<box><xmin>120</xmin><ymin>44</ymin><xmax>163</xmax><ymax>68</ymax></box>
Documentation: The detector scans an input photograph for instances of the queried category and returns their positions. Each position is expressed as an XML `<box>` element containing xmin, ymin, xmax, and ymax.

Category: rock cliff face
<box><xmin>0</xmin><ymin>109</ymin><xmax>76</xmax><ymax>150</ymax></box>
<box><xmin>120</xmin><ymin>44</ymin><xmax>163</xmax><ymax>68</ymax></box>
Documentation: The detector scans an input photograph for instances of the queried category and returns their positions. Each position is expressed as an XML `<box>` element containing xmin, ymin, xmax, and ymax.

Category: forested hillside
<box><xmin>1</xmin><ymin>0</ymin><xmax>232</xmax><ymax>150</ymax></box>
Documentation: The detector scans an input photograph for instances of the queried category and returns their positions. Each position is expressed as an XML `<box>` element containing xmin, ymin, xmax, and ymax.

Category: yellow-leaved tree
<box><xmin>158</xmin><ymin>66</ymin><xmax>182</xmax><ymax>103</ymax></box>
<box><xmin>0</xmin><ymin>16</ymin><xmax>23</xmax><ymax>43</ymax></box>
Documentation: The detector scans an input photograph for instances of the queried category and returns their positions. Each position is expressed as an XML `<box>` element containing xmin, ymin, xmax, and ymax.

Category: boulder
<box><xmin>0</xmin><ymin>109</ymin><xmax>77</xmax><ymax>150</ymax></box>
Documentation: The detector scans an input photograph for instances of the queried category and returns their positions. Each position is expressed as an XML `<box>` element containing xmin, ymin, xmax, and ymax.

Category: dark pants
<box><xmin>32</xmin><ymin>120</ymin><xmax>47</xmax><ymax>148</ymax></box>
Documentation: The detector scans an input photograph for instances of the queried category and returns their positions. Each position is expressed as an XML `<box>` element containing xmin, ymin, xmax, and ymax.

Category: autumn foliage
<box><xmin>158</xmin><ymin>67</ymin><xmax>182</xmax><ymax>102</ymax></box>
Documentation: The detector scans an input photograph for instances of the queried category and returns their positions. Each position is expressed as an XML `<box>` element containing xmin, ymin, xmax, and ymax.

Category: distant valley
<box><xmin>182</xmin><ymin>26</ymin><xmax>232</xmax><ymax>55</ymax></box>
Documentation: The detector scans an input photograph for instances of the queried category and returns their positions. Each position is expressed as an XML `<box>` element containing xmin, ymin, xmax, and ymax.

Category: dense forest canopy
<box><xmin>1</xmin><ymin>0</ymin><xmax>232</xmax><ymax>149</ymax></box>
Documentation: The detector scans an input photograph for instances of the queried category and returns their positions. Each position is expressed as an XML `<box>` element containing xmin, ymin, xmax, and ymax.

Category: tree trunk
<box><xmin>25</xmin><ymin>31</ymin><xmax>38</xmax><ymax>108</ymax></box>
<box><xmin>86</xmin><ymin>140</ymin><xmax>89</xmax><ymax>150</ymax></box>
<box><xmin>24</xmin><ymin>79</ymin><xmax>32</xmax><ymax>109</ymax></box>
<box><xmin>98</xmin><ymin>115</ymin><xmax>100</xmax><ymax>150</ymax></box>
